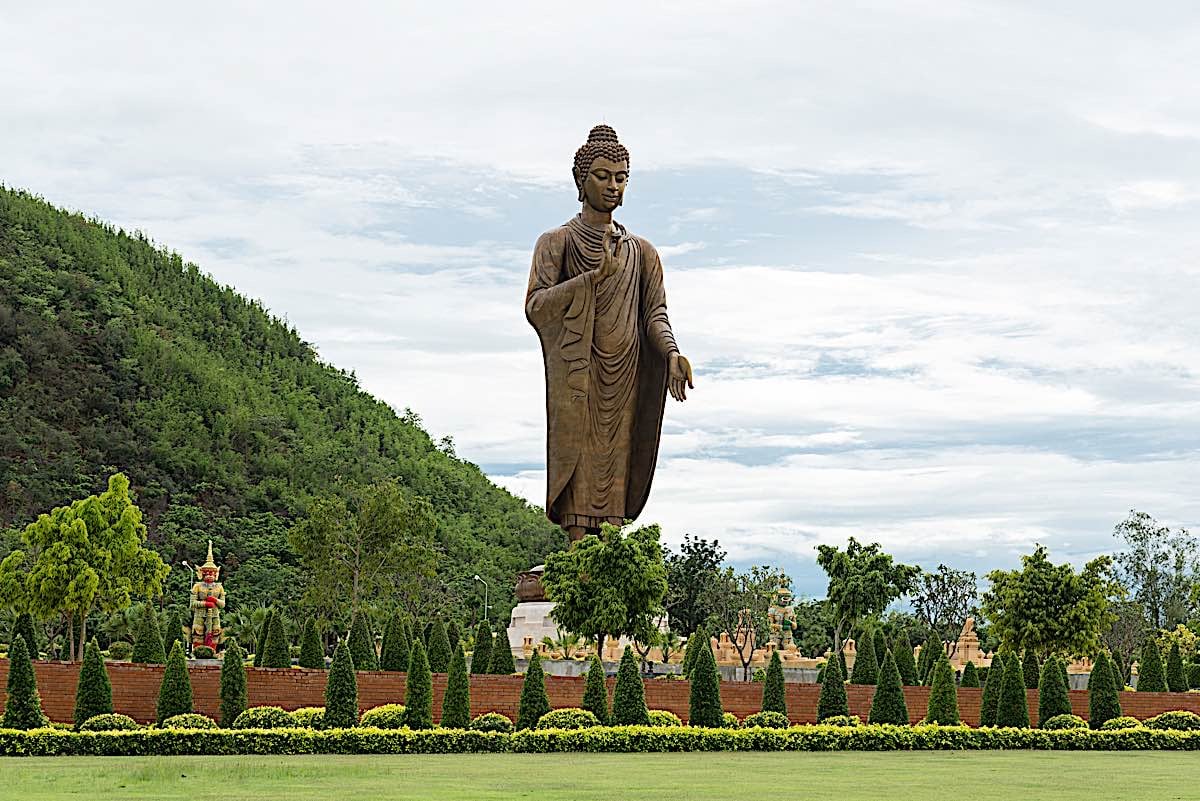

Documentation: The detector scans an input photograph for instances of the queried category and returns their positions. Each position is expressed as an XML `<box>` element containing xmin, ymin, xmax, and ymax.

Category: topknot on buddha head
<box><xmin>573</xmin><ymin>124</ymin><xmax>630</xmax><ymax>201</ymax></box>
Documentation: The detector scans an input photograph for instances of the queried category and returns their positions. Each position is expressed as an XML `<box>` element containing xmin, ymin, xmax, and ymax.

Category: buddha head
<box><xmin>573</xmin><ymin>124</ymin><xmax>630</xmax><ymax>212</ymax></box>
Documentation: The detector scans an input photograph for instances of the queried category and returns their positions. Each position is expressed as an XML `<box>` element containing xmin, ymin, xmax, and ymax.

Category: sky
<box><xmin>3</xmin><ymin>2</ymin><xmax>1199</xmax><ymax>596</ymax></box>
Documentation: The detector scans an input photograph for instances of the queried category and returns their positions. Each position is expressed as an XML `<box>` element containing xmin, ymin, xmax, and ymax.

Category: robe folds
<box><xmin>526</xmin><ymin>215</ymin><xmax>679</xmax><ymax>530</ymax></box>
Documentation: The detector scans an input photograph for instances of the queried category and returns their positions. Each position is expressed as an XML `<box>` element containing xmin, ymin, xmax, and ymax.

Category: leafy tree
<box><xmin>1037</xmin><ymin>656</ymin><xmax>1072</xmax><ymax>727</ymax></box>
<box><xmin>219</xmin><ymin>639</ymin><xmax>248</xmax><ymax>727</ymax></box>
<box><xmin>1022</xmin><ymin>651</ymin><xmax>1040</xmax><ymax>690</ymax></box>
<box><xmin>542</xmin><ymin>522</ymin><xmax>668</xmax><ymax>656</ymax></box>
<box><xmin>131</xmin><ymin>602</ymin><xmax>166</xmax><ymax>664</ymax></box>
<box><xmin>816</xmin><ymin>537</ymin><xmax>917</xmax><ymax>665</ymax></box>
<box><xmin>910</xmin><ymin>564</ymin><xmax>977</xmax><ymax>653</ymax></box>
<box><xmin>688</xmin><ymin>636</ymin><xmax>724</xmax><ymax>727</ymax></box>
<box><xmin>979</xmin><ymin>652</ymin><xmax>1005</xmax><ymax>727</ymax></box>
<box><xmin>761</xmin><ymin>649</ymin><xmax>786</xmax><ymax>715</ymax></box>
<box><xmin>1166</xmin><ymin>641</ymin><xmax>1187</xmax><ymax>692</ymax></box>
<box><xmin>470</xmin><ymin>620</ymin><xmax>493</xmax><ymax>675</ymax></box>
<box><xmin>253</xmin><ymin>608</ymin><xmax>274</xmax><ymax>668</ymax></box>
<box><xmin>892</xmin><ymin>631</ymin><xmax>918</xmax><ymax>686</ymax></box>
<box><xmin>324</xmin><ymin>639</ymin><xmax>359</xmax><ymax>728</ymax></box>
<box><xmin>156</xmin><ymin>641</ymin><xmax>193</xmax><ymax>725</ymax></box>
<box><xmin>996</xmin><ymin>651</ymin><xmax>1029</xmax><ymax>728</ymax></box>
<box><xmin>816</xmin><ymin>652</ymin><xmax>849</xmax><ymax>721</ymax></box>
<box><xmin>516</xmin><ymin>650</ymin><xmax>550</xmax><ymax>730</ymax></box>
<box><xmin>1</xmin><ymin>635</ymin><xmax>44</xmax><ymax>729</ymax></box>
<box><xmin>849</xmin><ymin>628</ymin><xmax>878</xmax><ymax>685</ymax></box>
<box><xmin>1112</xmin><ymin>510</ymin><xmax>1197</xmax><ymax>630</ymax></box>
<box><xmin>440</xmin><ymin>644</ymin><xmax>470</xmax><ymax>728</ymax></box>
<box><xmin>1087</xmin><ymin>650</ymin><xmax>1122</xmax><ymax>729</ymax></box>
<box><xmin>1102</xmin><ymin>599</ymin><xmax>1147</xmax><ymax>682</ymax></box>
<box><xmin>582</xmin><ymin>655</ymin><xmax>610</xmax><ymax>725</ymax></box>
<box><xmin>488</xmin><ymin>628</ymin><xmax>516</xmax><ymax>675</ymax></box>
<box><xmin>404</xmin><ymin>639</ymin><xmax>433</xmax><ymax>729</ymax></box>
<box><xmin>348</xmin><ymin>614</ymin><xmax>378</xmax><ymax>671</ymax></box>
<box><xmin>262</xmin><ymin>609</ymin><xmax>290</xmax><ymax>668</ymax></box>
<box><xmin>299</xmin><ymin>618</ymin><xmax>324</xmax><ymax>669</ymax></box>
<box><xmin>981</xmin><ymin>545</ymin><xmax>1117</xmax><ymax>659</ymax></box>
<box><xmin>960</xmin><ymin>661</ymin><xmax>980</xmax><ymax>688</ymax></box>
<box><xmin>74</xmin><ymin>639</ymin><xmax>113</xmax><ymax>729</ymax></box>
<box><xmin>924</xmin><ymin>652</ymin><xmax>960</xmax><ymax>725</ymax></box>
<box><xmin>1136</xmin><ymin>640</ymin><xmax>1166</xmax><ymax>692</ymax></box>
<box><xmin>704</xmin><ymin>564</ymin><xmax>790</xmax><ymax>681</ymax></box>
<box><xmin>663</xmin><ymin>534</ymin><xmax>725</xmax><ymax>636</ymax></box>
<box><xmin>791</xmin><ymin>599</ymin><xmax>836</xmax><ymax>658</ymax></box>
<box><xmin>868</xmin><ymin>649</ymin><xmax>908</xmax><ymax>725</ymax></box>
<box><xmin>612</xmin><ymin>646</ymin><xmax>650</xmax><ymax>726</ymax></box>
<box><xmin>426</xmin><ymin>619</ymin><xmax>452</xmax><ymax>673</ymax></box>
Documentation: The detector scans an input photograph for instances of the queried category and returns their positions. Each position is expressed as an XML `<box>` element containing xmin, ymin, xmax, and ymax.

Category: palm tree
<box><xmin>541</xmin><ymin>629</ymin><xmax>584</xmax><ymax>659</ymax></box>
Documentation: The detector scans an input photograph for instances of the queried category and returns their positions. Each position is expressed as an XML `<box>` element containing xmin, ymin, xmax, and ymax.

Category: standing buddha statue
<box><xmin>189</xmin><ymin>540</ymin><xmax>226</xmax><ymax>652</ymax></box>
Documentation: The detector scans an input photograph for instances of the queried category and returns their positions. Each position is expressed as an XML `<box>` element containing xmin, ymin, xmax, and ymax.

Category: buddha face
<box><xmin>582</xmin><ymin>156</ymin><xmax>629</xmax><ymax>212</ymax></box>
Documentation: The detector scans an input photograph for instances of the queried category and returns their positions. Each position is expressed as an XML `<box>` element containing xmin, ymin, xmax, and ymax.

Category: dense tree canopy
<box><xmin>816</xmin><ymin>537</ymin><xmax>918</xmax><ymax>658</ymax></box>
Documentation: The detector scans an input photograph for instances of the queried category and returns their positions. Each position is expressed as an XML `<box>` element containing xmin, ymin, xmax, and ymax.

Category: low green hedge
<box><xmin>1145</xmin><ymin>711</ymin><xmax>1200</xmax><ymax>731</ymax></box>
<box><xmin>470</xmin><ymin>713</ymin><xmax>513</xmax><ymax>734</ymax></box>
<box><xmin>232</xmin><ymin>707</ymin><xmax>295</xmax><ymax>730</ymax></box>
<box><xmin>290</xmin><ymin>708</ymin><xmax>325</xmax><ymax>729</ymax></box>
<box><xmin>536</xmin><ymin>709</ymin><xmax>600</xmax><ymax>730</ymax></box>
<box><xmin>359</xmin><ymin>705</ymin><xmax>407</xmax><ymax>730</ymax></box>
<box><xmin>162</xmin><ymin>714</ymin><xmax>218</xmax><ymax>730</ymax></box>
<box><xmin>742</xmin><ymin>711</ymin><xmax>790</xmax><ymax>729</ymax></box>
<box><xmin>4</xmin><ymin>724</ymin><xmax>1200</xmax><ymax>756</ymax></box>
<box><xmin>647</xmin><ymin>710</ymin><xmax>683</xmax><ymax>728</ymax></box>
<box><xmin>1042</xmin><ymin>714</ymin><xmax>1087</xmax><ymax>731</ymax></box>
<box><xmin>79</xmin><ymin>715</ymin><xmax>138</xmax><ymax>732</ymax></box>
<box><xmin>1100</xmin><ymin>716</ymin><xmax>1142</xmax><ymax>731</ymax></box>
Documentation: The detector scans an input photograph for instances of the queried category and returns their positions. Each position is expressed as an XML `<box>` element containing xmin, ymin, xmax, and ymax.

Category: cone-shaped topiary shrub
<box><xmin>537</xmin><ymin>707</ymin><xmax>601</xmax><ymax>729</ymax></box>
<box><xmin>1022</xmin><ymin>650</ymin><xmax>1040</xmax><ymax>690</ymax></box>
<box><xmin>488</xmin><ymin>628</ymin><xmax>517</xmax><ymax>674</ymax></box>
<box><xmin>1166</xmin><ymin>641</ymin><xmax>1187</xmax><ymax>692</ymax></box>
<box><xmin>873</xmin><ymin>629</ymin><xmax>888</xmax><ymax>668</ymax></box>
<box><xmin>80</xmin><ymin>713</ymin><xmax>138</xmax><ymax>731</ymax></box>
<box><xmin>892</xmin><ymin>631</ymin><xmax>918</xmax><ymax>686</ymax></box>
<box><xmin>73</xmin><ymin>639</ymin><xmax>112</xmax><ymax>729</ymax></box>
<box><xmin>1037</xmin><ymin>656</ymin><xmax>1071</xmax><ymax>727</ymax></box>
<box><xmin>924</xmin><ymin>651</ymin><xmax>960</xmax><ymax>725</ymax></box>
<box><xmin>380</xmin><ymin>614</ymin><xmax>410</xmax><ymax>672</ymax></box>
<box><xmin>447</xmin><ymin>620</ymin><xmax>460</xmax><ymax>652</ymax></box>
<box><xmin>254</xmin><ymin>608</ymin><xmax>274</xmax><ymax>668</ymax></box>
<box><xmin>132</xmin><ymin>603</ymin><xmax>167</xmax><ymax>665</ymax></box>
<box><xmin>979</xmin><ymin>652</ymin><xmax>1005</xmax><ymax>726</ymax></box>
<box><xmin>441</xmin><ymin>644</ymin><xmax>471</xmax><ymax>728</ymax></box>
<box><xmin>1042</xmin><ymin>713</ymin><xmax>1086</xmax><ymax>730</ymax></box>
<box><xmin>262</xmin><ymin>609</ymin><xmax>290</xmax><ymax>668</ymax></box>
<box><xmin>349</xmin><ymin>614</ymin><xmax>378</xmax><ymax>671</ymax></box>
<box><xmin>960</xmin><ymin>661</ymin><xmax>980</xmax><ymax>688</ymax></box>
<box><xmin>868</xmin><ymin>649</ymin><xmax>908</xmax><ymax>725</ymax></box>
<box><xmin>299</xmin><ymin>618</ymin><xmax>324</xmax><ymax>669</ymax></box>
<box><xmin>996</xmin><ymin>650</ymin><xmax>1029</xmax><ymax>728</ymax></box>
<box><xmin>761</xmin><ymin>649</ymin><xmax>787</xmax><ymax>715</ymax></box>
<box><xmin>471</xmin><ymin>620</ymin><xmax>493</xmax><ymax>675</ymax></box>
<box><xmin>156</xmin><ymin>641</ymin><xmax>193</xmax><ymax>725</ymax></box>
<box><xmin>232</xmin><ymin>706</ymin><xmax>293</xmax><ymax>729</ymax></box>
<box><xmin>682</xmin><ymin>627</ymin><xmax>706</xmax><ymax>678</ymax></box>
<box><xmin>689</xmin><ymin>637</ymin><xmax>724</xmax><ymax>727</ymax></box>
<box><xmin>849</xmin><ymin>630</ymin><xmax>878</xmax><ymax>685</ymax></box>
<box><xmin>404</xmin><ymin>639</ymin><xmax>433</xmax><ymax>729</ymax></box>
<box><xmin>470</xmin><ymin>712</ymin><xmax>513</xmax><ymax>733</ymax></box>
<box><xmin>1136</xmin><ymin>640</ymin><xmax>1165</xmax><ymax>692</ymax></box>
<box><xmin>1061</xmin><ymin>658</ymin><xmax>1072</xmax><ymax>694</ymax></box>
<box><xmin>516</xmin><ymin>650</ymin><xmax>550</xmax><ymax>730</ymax></box>
<box><xmin>582</xmin><ymin>654</ymin><xmax>610</xmax><ymax>725</ymax></box>
<box><xmin>1189</xmin><ymin>662</ymin><xmax>1200</xmax><ymax>691</ymax></box>
<box><xmin>612</xmin><ymin>645</ymin><xmax>650</xmax><ymax>726</ymax></box>
<box><xmin>2</xmin><ymin>634</ymin><xmax>45</xmax><ymax>729</ymax></box>
<box><xmin>1087</xmin><ymin>649</ymin><xmax>1121</xmax><ymax>730</ymax></box>
<box><xmin>817</xmin><ymin>650</ymin><xmax>849</xmax><ymax>722</ymax></box>
<box><xmin>219</xmin><ymin>639</ymin><xmax>248</xmax><ymax>727</ymax></box>
<box><xmin>426</xmin><ymin>619</ymin><xmax>452</xmax><ymax>673</ymax></box>
<box><xmin>360</xmin><ymin>703</ymin><xmax>408</xmax><ymax>729</ymax></box>
<box><xmin>12</xmin><ymin>612</ymin><xmax>38</xmax><ymax>659</ymax></box>
<box><xmin>324</xmin><ymin>639</ymin><xmax>359</xmax><ymax>728</ymax></box>
<box><xmin>916</xmin><ymin>640</ymin><xmax>938</xmax><ymax>685</ymax></box>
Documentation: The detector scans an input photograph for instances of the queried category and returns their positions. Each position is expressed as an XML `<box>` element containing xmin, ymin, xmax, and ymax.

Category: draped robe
<box><xmin>525</xmin><ymin>215</ymin><xmax>678</xmax><ymax>530</ymax></box>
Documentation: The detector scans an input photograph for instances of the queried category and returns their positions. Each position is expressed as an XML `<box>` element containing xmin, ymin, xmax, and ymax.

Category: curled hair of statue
<box><xmin>573</xmin><ymin>124</ymin><xmax>631</xmax><ymax>202</ymax></box>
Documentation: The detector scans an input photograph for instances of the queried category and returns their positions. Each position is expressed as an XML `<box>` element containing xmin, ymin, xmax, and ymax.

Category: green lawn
<box><xmin>3</xmin><ymin>752</ymin><xmax>1197</xmax><ymax>800</ymax></box>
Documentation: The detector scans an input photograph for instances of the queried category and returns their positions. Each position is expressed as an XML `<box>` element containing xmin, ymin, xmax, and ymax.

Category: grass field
<box><xmin>4</xmin><ymin>751</ymin><xmax>1198</xmax><ymax>800</ymax></box>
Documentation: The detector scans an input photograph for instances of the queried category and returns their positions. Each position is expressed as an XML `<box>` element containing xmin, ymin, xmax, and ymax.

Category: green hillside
<box><xmin>0</xmin><ymin>186</ymin><xmax>559</xmax><ymax>626</ymax></box>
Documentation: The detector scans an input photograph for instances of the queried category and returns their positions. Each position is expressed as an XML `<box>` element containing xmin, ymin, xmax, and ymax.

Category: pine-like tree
<box><xmin>471</xmin><ymin>620</ymin><xmax>493</xmax><ymax>675</ymax></box>
<box><xmin>996</xmin><ymin>650</ymin><xmax>1029</xmax><ymax>728</ymax></box>
<box><xmin>917</xmin><ymin>640</ymin><xmax>939</xmax><ymax>685</ymax></box>
<box><xmin>816</xmin><ymin>651</ymin><xmax>849</xmax><ymax>721</ymax></box>
<box><xmin>924</xmin><ymin>651</ymin><xmax>960</xmax><ymax>725</ymax></box>
<box><xmin>426</xmin><ymin>619</ymin><xmax>452</xmax><ymax>673</ymax></box>
<box><xmin>440</xmin><ymin>644</ymin><xmax>471</xmax><ymax>728</ymax></box>
<box><xmin>447</xmin><ymin>621</ymin><xmax>461</xmax><ymax>652</ymax></box>
<box><xmin>1136</xmin><ymin>640</ymin><xmax>1166</xmax><ymax>692</ymax></box>
<box><xmin>219</xmin><ymin>639</ymin><xmax>248</xmax><ymax>727</ymax></box>
<box><xmin>131</xmin><ymin>603</ymin><xmax>167</xmax><ymax>664</ymax></box>
<box><xmin>688</xmin><ymin>636</ymin><xmax>724</xmax><ymax>727</ymax></box>
<box><xmin>892</xmin><ymin>631</ymin><xmax>918</xmax><ymax>686</ymax></box>
<box><xmin>348</xmin><ymin>614</ymin><xmax>378</xmax><ymax>671</ymax></box>
<box><xmin>761</xmin><ymin>649</ymin><xmax>787</xmax><ymax>715</ymax></box>
<box><xmin>979</xmin><ymin>652</ymin><xmax>1004</xmax><ymax>726</ymax></box>
<box><xmin>299</xmin><ymin>618</ymin><xmax>324</xmax><ymax>669</ymax></box>
<box><xmin>489</xmin><ymin>628</ymin><xmax>517</xmax><ymax>674</ymax></box>
<box><xmin>1022</xmin><ymin>650</ymin><xmax>1040</xmax><ymax>690</ymax></box>
<box><xmin>516</xmin><ymin>650</ymin><xmax>550</xmax><ymax>730</ymax></box>
<box><xmin>867</xmin><ymin>649</ymin><xmax>908</xmax><ymax>725</ymax></box>
<box><xmin>12</xmin><ymin>612</ymin><xmax>38</xmax><ymax>659</ymax></box>
<box><xmin>1087</xmin><ymin>650</ymin><xmax>1122</xmax><ymax>729</ymax></box>
<box><xmin>1037</xmin><ymin>656</ymin><xmax>1071</xmax><ymax>727</ymax></box>
<box><xmin>262</xmin><ymin>609</ymin><xmax>290</xmax><ymax>668</ymax></box>
<box><xmin>582</xmin><ymin>654</ymin><xmax>610</xmax><ymax>725</ymax></box>
<box><xmin>612</xmin><ymin>645</ymin><xmax>650</xmax><ymax>726</ymax></box>
<box><xmin>254</xmin><ymin>608</ymin><xmax>274</xmax><ymax>668</ymax></box>
<box><xmin>1</xmin><ymin>634</ymin><xmax>44</xmax><ymax>729</ymax></box>
<box><xmin>872</xmin><ymin>629</ymin><xmax>888</xmax><ymax>670</ymax></box>
<box><xmin>380</xmin><ymin>614</ymin><xmax>410</xmax><ymax>672</ymax></box>
<box><xmin>405</xmin><ymin>639</ymin><xmax>434</xmax><ymax>729</ymax></box>
<box><xmin>73</xmin><ymin>639</ymin><xmax>112</xmax><ymax>729</ymax></box>
<box><xmin>681</xmin><ymin>627</ymin><xmax>706</xmax><ymax>678</ymax></box>
<box><xmin>156</xmin><ymin>641</ymin><xmax>193</xmax><ymax>725</ymax></box>
<box><xmin>1166</xmin><ymin>641</ymin><xmax>1187</xmax><ymax>692</ymax></box>
<box><xmin>960</xmin><ymin>661</ymin><xmax>980</xmax><ymax>688</ymax></box>
<box><xmin>1060</xmin><ymin>658</ymin><xmax>1072</xmax><ymax>694</ymax></box>
<box><xmin>849</xmin><ymin>629</ymin><xmax>878</xmax><ymax>685</ymax></box>
<box><xmin>165</xmin><ymin>611</ymin><xmax>188</xmax><ymax>662</ymax></box>
<box><xmin>324</xmin><ymin>639</ymin><xmax>359</xmax><ymax>728</ymax></box>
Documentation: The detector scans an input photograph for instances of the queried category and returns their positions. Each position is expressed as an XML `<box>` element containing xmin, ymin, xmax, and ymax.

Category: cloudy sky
<box><xmin>4</xmin><ymin>2</ymin><xmax>1199</xmax><ymax>595</ymax></box>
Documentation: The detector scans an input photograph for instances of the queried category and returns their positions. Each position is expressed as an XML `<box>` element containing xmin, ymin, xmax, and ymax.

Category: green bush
<box><xmin>751</xmin><ymin>667</ymin><xmax>766</xmax><ymax>682</ymax></box>
<box><xmin>348</xmin><ymin>615</ymin><xmax>378</xmax><ymax>671</ymax></box>
<box><xmin>916</xmin><ymin>640</ymin><xmax>938</xmax><ymax>685</ymax></box>
<box><xmin>924</xmin><ymin>652</ymin><xmax>960</xmax><ymax>725</ymax></box>
<box><xmin>12</xmin><ymin>612</ymin><xmax>38</xmax><ymax>658</ymax></box>
<box><xmin>979</xmin><ymin>652</ymin><xmax>1004</xmax><ymax>727</ymax></box>
<box><xmin>816</xmin><ymin>651</ymin><xmax>849</xmax><ymax>722</ymax></box>
<box><xmin>1022</xmin><ymin>651</ymin><xmax>1039</xmax><ymax>690</ymax></box>
<box><xmin>470</xmin><ymin>620</ymin><xmax>493</xmax><ymax>675</ymax></box>
<box><xmin>360</xmin><ymin>704</ymin><xmax>408</xmax><ymax>730</ymax></box>
<box><xmin>378</xmin><ymin>613</ymin><xmax>406</xmax><ymax>672</ymax></box>
<box><xmin>260</xmin><ymin>612</ymin><xmax>289</xmax><ymax>669</ymax></box>
<box><xmin>1100</xmin><ymin>716</ymin><xmax>1142</xmax><ymax>730</ymax></box>
<box><xmin>447</xmin><ymin>621</ymin><xmax>460</xmax><ymax>652</ymax></box>
<box><xmin>1137</xmin><ymin>641</ymin><xmax>1166</xmax><ymax>693</ymax></box>
<box><xmin>996</xmin><ymin>650</ymin><xmax>1029</xmax><ymax>728</ymax></box>
<box><xmin>1087</xmin><ymin>650</ymin><xmax>1122</xmax><ymax>730</ymax></box>
<box><xmin>582</xmin><ymin>655</ymin><xmax>610</xmax><ymax>725</ymax></box>
<box><xmin>1144</xmin><ymin>710</ymin><xmax>1200</xmax><ymax>731</ymax></box>
<box><xmin>291</xmin><ymin>707</ymin><xmax>325</xmax><ymax>728</ymax></box>
<box><xmin>611</xmin><ymin>646</ymin><xmax>650</xmax><ymax>726</ymax></box>
<box><xmin>892</xmin><ymin>632</ymin><xmax>918</xmax><ymax>686</ymax></box>
<box><xmin>254</xmin><ymin>609</ymin><xmax>274</xmax><ymax>668</ymax></box>
<box><xmin>162</xmin><ymin>713</ymin><xmax>218</xmax><ymax>729</ymax></box>
<box><xmin>1188</xmin><ymin>662</ymin><xmax>1200</xmax><ymax>691</ymax></box>
<box><xmin>681</xmin><ymin>628</ymin><xmax>706</xmax><ymax>679</ymax></box>
<box><xmin>156</xmin><ymin>641</ymin><xmax>193</xmax><ymax>725</ymax></box>
<box><xmin>299</xmin><ymin>619</ymin><xmax>325</xmax><ymax>669</ymax></box>
<box><xmin>233</xmin><ymin>706</ymin><xmax>294</xmax><ymax>729</ymax></box>
<box><xmin>960</xmin><ymin>661</ymin><xmax>980</xmax><ymax>688</ymax></box>
<box><xmin>517</xmin><ymin>650</ymin><xmax>550</xmax><ymax>730</ymax></box>
<box><xmin>441</xmin><ymin>644</ymin><xmax>471</xmax><ymax>729</ymax></box>
<box><xmin>106</xmin><ymin>641</ymin><xmax>133</xmax><ymax>661</ymax></box>
<box><xmin>79</xmin><ymin>713</ymin><xmax>138</xmax><ymax>731</ymax></box>
<box><xmin>1037</xmin><ymin>656</ymin><xmax>1071</xmax><ymax>728</ymax></box>
<box><xmin>426</xmin><ymin>619</ymin><xmax>452</xmax><ymax>673</ymax></box>
<box><xmin>404</xmin><ymin>639</ymin><xmax>433</xmax><ymax>730</ymax></box>
<box><xmin>1042</xmin><ymin>713</ymin><xmax>1086</xmax><ymax>730</ymax></box>
<box><xmin>849</xmin><ymin>630</ymin><xmax>878</xmax><ymax>685</ymax></box>
<box><xmin>74</xmin><ymin>639</ymin><xmax>112</xmax><ymax>730</ymax></box>
<box><xmin>688</xmin><ymin>636</ymin><xmax>724</xmax><ymax>728</ymax></box>
<box><xmin>1166</xmin><ymin>641</ymin><xmax>1187</xmax><ymax>692</ymax></box>
<box><xmin>218</xmin><ymin>640</ymin><xmax>248</xmax><ymax>728</ymax></box>
<box><xmin>820</xmin><ymin>715</ymin><xmax>860</xmax><ymax>727</ymax></box>
<box><xmin>166</xmin><ymin>612</ymin><xmax>189</xmax><ymax>663</ymax></box>
<box><xmin>131</xmin><ymin>603</ymin><xmax>166</xmax><ymax>665</ymax></box>
<box><xmin>324</xmin><ymin>639</ymin><xmax>359</xmax><ymax>728</ymax></box>
<box><xmin>488</xmin><ymin>629</ymin><xmax>517</xmax><ymax>675</ymax></box>
<box><xmin>868</xmin><ymin>649</ymin><xmax>908</xmax><ymax>725</ymax></box>
<box><xmin>742</xmin><ymin>711</ymin><xmax>789</xmax><ymax>729</ymax></box>
<box><xmin>470</xmin><ymin>713</ymin><xmax>513</xmax><ymax>733</ymax></box>
<box><xmin>193</xmin><ymin>646</ymin><xmax>215</xmax><ymax>659</ymax></box>
<box><xmin>761</xmin><ymin>650</ymin><xmax>786</xmax><ymax>715</ymax></box>
<box><xmin>647</xmin><ymin>710</ymin><xmax>682</xmax><ymax>727</ymax></box>
<box><xmin>536</xmin><ymin>708</ymin><xmax>601</xmax><ymax>730</ymax></box>
<box><xmin>721</xmin><ymin>712</ymin><xmax>740</xmax><ymax>729</ymax></box>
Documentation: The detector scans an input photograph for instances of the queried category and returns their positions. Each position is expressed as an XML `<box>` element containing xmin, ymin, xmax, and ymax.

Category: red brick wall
<box><xmin>4</xmin><ymin>659</ymin><xmax>1198</xmax><ymax>726</ymax></box>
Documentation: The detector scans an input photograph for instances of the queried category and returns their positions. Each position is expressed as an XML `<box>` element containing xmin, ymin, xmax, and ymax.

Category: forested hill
<box><xmin>0</xmin><ymin>186</ymin><xmax>561</xmax><ymax>620</ymax></box>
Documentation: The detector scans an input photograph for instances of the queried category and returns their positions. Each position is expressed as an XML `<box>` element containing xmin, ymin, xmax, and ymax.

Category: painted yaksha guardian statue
<box><xmin>189</xmin><ymin>540</ymin><xmax>226</xmax><ymax>652</ymax></box>
<box><xmin>526</xmin><ymin>124</ymin><xmax>694</xmax><ymax>542</ymax></box>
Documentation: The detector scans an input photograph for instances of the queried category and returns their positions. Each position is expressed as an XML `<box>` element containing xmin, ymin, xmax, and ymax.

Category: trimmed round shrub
<box><xmin>106</xmin><ymin>641</ymin><xmax>133</xmax><ymax>661</ymax></box>
<box><xmin>193</xmin><ymin>646</ymin><xmax>216</xmax><ymax>659</ymax></box>
<box><xmin>647</xmin><ymin>710</ymin><xmax>683</xmax><ymax>727</ymax></box>
<box><xmin>1100</xmin><ymin>715</ymin><xmax>1142</xmax><ymax>730</ymax></box>
<box><xmin>80</xmin><ymin>713</ymin><xmax>139</xmax><ymax>731</ymax></box>
<box><xmin>536</xmin><ymin>708</ymin><xmax>601</xmax><ymax>730</ymax></box>
<box><xmin>232</xmin><ymin>706</ymin><xmax>294</xmax><ymax>730</ymax></box>
<box><xmin>360</xmin><ymin>704</ymin><xmax>408</xmax><ymax>729</ymax></box>
<box><xmin>290</xmin><ymin>707</ymin><xmax>325</xmax><ymax>728</ymax></box>
<box><xmin>743</xmin><ymin>711</ymin><xmax>790</xmax><ymax>729</ymax></box>
<box><xmin>721</xmin><ymin>712</ymin><xmax>740</xmax><ymax>729</ymax></box>
<box><xmin>1144</xmin><ymin>710</ymin><xmax>1200</xmax><ymax>731</ymax></box>
<box><xmin>470</xmin><ymin>712</ymin><xmax>514</xmax><ymax>733</ymax></box>
<box><xmin>162</xmin><ymin>713</ymin><xmax>218</xmax><ymax>729</ymax></box>
<box><xmin>821</xmin><ymin>715</ymin><xmax>861</xmax><ymax>727</ymax></box>
<box><xmin>1042</xmin><ymin>713</ymin><xmax>1086</xmax><ymax>730</ymax></box>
